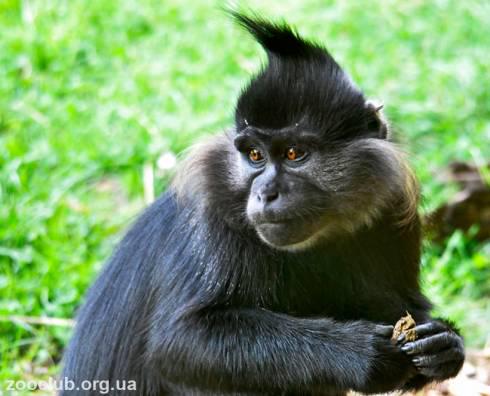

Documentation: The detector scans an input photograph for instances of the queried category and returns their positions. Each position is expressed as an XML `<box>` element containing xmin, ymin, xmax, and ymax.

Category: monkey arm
<box><xmin>147</xmin><ymin>307</ymin><xmax>415</xmax><ymax>394</ymax></box>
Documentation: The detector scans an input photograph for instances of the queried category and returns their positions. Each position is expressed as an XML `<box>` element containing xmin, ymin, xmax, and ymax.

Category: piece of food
<box><xmin>392</xmin><ymin>312</ymin><xmax>417</xmax><ymax>341</ymax></box>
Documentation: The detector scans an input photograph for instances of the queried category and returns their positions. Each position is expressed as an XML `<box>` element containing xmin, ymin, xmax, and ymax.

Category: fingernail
<box><xmin>412</xmin><ymin>357</ymin><xmax>420</xmax><ymax>365</ymax></box>
<box><xmin>397</xmin><ymin>334</ymin><xmax>405</xmax><ymax>344</ymax></box>
<box><xmin>401</xmin><ymin>343</ymin><xmax>413</xmax><ymax>352</ymax></box>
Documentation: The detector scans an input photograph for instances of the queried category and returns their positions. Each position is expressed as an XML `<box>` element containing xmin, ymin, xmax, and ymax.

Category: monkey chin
<box><xmin>255</xmin><ymin>222</ymin><xmax>328</xmax><ymax>252</ymax></box>
<box><xmin>254</xmin><ymin>209</ymin><xmax>381</xmax><ymax>252</ymax></box>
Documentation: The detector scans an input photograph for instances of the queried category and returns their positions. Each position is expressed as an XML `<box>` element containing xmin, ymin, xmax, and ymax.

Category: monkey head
<box><xmin>230</xmin><ymin>14</ymin><xmax>418</xmax><ymax>250</ymax></box>
<box><xmin>174</xmin><ymin>14</ymin><xmax>418</xmax><ymax>251</ymax></box>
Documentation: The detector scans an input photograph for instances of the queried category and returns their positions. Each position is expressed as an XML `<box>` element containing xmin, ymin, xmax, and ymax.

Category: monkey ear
<box><xmin>365</xmin><ymin>100</ymin><xmax>389</xmax><ymax>139</ymax></box>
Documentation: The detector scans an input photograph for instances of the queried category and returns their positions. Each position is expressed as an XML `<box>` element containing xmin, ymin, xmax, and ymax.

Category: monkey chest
<box><xmin>273</xmin><ymin>265</ymin><xmax>403</xmax><ymax>322</ymax></box>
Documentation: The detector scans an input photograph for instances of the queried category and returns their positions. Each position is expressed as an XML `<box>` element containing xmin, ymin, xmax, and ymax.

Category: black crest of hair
<box><xmin>230</xmin><ymin>11</ymin><xmax>326</xmax><ymax>59</ymax></box>
<box><xmin>231</xmin><ymin>12</ymin><xmax>369</xmax><ymax>140</ymax></box>
<box><xmin>60</xmin><ymin>12</ymin><xmax>464</xmax><ymax>396</ymax></box>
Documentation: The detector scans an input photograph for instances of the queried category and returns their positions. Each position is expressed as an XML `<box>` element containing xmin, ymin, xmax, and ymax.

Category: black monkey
<box><xmin>60</xmin><ymin>13</ymin><xmax>464</xmax><ymax>395</ymax></box>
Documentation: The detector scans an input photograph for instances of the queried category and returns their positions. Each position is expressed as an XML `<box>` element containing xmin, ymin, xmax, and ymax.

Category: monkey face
<box><xmin>232</xmin><ymin>123</ymin><xmax>414</xmax><ymax>251</ymax></box>
<box><xmin>233</xmin><ymin>128</ymin><xmax>328</xmax><ymax>249</ymax></box>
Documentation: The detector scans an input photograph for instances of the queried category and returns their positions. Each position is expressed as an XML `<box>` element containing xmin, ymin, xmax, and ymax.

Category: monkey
<box><xmin>60</xmin><ymin>12</ymin><xmax>465</xmax><ymax>396</ymax></box>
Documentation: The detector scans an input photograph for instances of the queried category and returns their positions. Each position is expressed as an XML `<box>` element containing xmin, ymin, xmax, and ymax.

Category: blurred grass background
<box><xmin>0</xmin><ymin>0</ymin><xmax>489</xmax><ymax>386</ymax></box>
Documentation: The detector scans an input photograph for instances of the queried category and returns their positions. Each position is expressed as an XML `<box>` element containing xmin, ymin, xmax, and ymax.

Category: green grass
<box><xmin>1</xmin><ymin>0</ymin><xmax>489</xmax><ymax>387</ymax></box>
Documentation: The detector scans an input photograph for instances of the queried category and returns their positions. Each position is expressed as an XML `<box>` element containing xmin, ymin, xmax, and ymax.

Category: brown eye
<box><xmin>286</xmin><ymin>147</ymin><xmax>305</xmax><ymax>161</ymax></box>
<box><xmin>248</xmin><ymin>148</ymin><xmax>263</xmax><ymax>162</ymax></box>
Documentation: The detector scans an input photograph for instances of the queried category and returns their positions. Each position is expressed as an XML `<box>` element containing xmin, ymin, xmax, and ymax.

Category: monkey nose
<box><xmin>257</xmin><ymin>190</ymin><xmax>279</xmax><ymax>203</ymax></box>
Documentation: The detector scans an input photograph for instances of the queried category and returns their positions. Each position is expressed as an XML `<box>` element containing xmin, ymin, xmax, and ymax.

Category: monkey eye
<box><xmin>286</xmin><ymin>147</ymin><xmax>306</xmax><ymax>161</ymax></box>
<box><xmin>248</xmin><ymin>148</ymin><xmax>264</xmax><ymax>163</ymax></box>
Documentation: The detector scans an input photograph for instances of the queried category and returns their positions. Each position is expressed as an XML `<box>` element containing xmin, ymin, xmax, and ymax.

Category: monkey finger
<box><xmin>401</xmin><ymin>332</ymin><xmax>457</xmax><ymax>355</ymax></box>
<box><xmin>416</xmin><ymin>361</ymin><xmax>463</xmax><ymax>380</ymax></box>
<box><xmin>412</xmin><ymin>348</ymin><xmax>462</xmax><ymax>368</ymax></box>
<box><xmin>375</xmin><ymin>324</ymin><xmax>394</xmax><ymax>337</ymax></box>
<box><xmin>413</xmin><ymin>321</ymin><xmax>447</xmax><ymax>338</ymax></box>
<box><xmin>417</xmin><ymin>365</ymin><xmax>444</xmax><ymax>378</ymax></box>
<box><xmin>396</xmin><ymin>333</ymin><xmax>405</xmax><ymax>345</ymax></box>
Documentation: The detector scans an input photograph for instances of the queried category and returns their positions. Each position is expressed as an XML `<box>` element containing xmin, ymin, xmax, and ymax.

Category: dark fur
<box><xmin>60</xmin><ymin>13</ymin><xmax>464</xmax><ymax>395</ymax></box>
<box><xmin>233</xmin><ymin>13</ymin><xmax>371</xmax><ymax>139</ymax></box>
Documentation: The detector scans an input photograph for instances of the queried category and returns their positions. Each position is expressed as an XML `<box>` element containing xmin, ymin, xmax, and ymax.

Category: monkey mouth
<box><xmin>256</xmin><ymin>219</ymin><xmax>292</xmax><ymax>225</ymax></box>
<box><xmin>248</xmin><ymin>211</ymin><xmax>294</xmax><ymax>226</ymax></box>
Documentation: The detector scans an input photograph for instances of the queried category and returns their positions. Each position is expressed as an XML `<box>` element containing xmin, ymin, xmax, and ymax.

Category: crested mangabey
<box><xmin>60</xmin><ymin>13</ymin><xmax>464</xmax><ymax>396</ymax></box>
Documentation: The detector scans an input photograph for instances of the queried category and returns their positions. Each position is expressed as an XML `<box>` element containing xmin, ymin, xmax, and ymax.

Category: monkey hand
<box><xmin>353</xmin><ymin>324</ymin><xmax>417</xmax><ymax>394</ymax></box>
<box><xmin>398</xmin><ymin>320</ymin><xmax>465</xmax><ymax>380</ymax></box>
